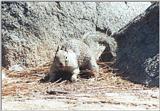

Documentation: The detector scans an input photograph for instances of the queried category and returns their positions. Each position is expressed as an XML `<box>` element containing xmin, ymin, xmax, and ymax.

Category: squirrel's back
<box><xmin>61</xmin><ymin>39</ymin><xmax>96</xmax><ymax>68</ymax></box>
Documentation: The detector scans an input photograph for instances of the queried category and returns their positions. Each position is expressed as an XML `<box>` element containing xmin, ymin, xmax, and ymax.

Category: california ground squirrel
<box><xmin>44</xmin><ymin>39</ymin><xmax>99</xmax><ymax>82</ymax></box>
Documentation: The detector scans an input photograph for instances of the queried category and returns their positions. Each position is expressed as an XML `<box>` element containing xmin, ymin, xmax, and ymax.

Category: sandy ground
<box><xmin>2</xmin><ymin>64</ymin><xmax>160</xmax><ymax>110</ymax></box>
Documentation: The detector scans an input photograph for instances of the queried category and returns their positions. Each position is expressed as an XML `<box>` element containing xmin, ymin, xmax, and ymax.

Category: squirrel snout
<box><xmin>59</xmin><ymin>63</ymin><xmax>64</xmax><ymax>67</ymax></box>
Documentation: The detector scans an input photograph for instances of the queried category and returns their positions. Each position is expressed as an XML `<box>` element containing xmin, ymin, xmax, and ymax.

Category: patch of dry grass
<box><xmin>2</xmin><ymin>62</ymin><xmax>159</xmax><ymax>110</ymax></box>
<box><xmin>2</xmin><ymin>62</ymin><xmax>149</xmax><ymax>98</ymax></box>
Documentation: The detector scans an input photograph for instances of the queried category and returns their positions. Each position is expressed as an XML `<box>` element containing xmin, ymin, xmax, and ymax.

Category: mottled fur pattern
<box><xmin>82</xmin><ymin>32</ymin><xmax>117</xmax><ymax>61</ymax></box>
<box><xmin>46</xmin><ymin>39</ymin><xmax>99</xmax><ymax>82</ymax></box>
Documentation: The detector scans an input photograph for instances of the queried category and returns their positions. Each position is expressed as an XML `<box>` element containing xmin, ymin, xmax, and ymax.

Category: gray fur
<box><xmin>82</xmin><ymin>32</ymin><xmax>117</xmax><ymax>61</ymax></box>
<box><xmin>46</xmin><ymin>39</ymin><xmax>99</xmax><ymax>82</ymax></box>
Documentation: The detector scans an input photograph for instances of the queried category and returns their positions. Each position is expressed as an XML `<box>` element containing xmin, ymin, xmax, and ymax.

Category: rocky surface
<box><xmin>96</xmin><ymin>2</ymin><xmax>151</xmax><ymax>34</ymax></box>
<box><xmin>2</xmin><ymin>2</ymin><xmax>159</xmax><ymax>110</ymax></box>
<box><xmin>2</xmin><ymin>1</ymin><xmax>151</xmax><ymax>68</ymax></box>
<box><xmin>112</xmin><ymin>3</ymin><xmax>159</xmax><ymax>86</ymax></box>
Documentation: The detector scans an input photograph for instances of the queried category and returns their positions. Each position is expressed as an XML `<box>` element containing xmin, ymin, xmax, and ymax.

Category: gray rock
<box><xmin>143</xmin><ymin>54</ymin><xmax>159</xmax><ymax>86</ymax></box>
<box><xmin>112</xmin><ymin>3</ymin><xmax>159</xmax><ymax>86</ymax></box>
<box><xmin>96</xmin><ymin>2</ymin><xmax>151</xmax><ymax>34</ymax></box>
<box><xmin>2</xmin><ymin>1</ymin><xmax>151</xmax><ymax>68</ymax></box>
<box><xmin>2</xmin><ymin>71</ymin><xmax>7</xmax><ymax>80</ymax></box>
<box><xmin>8</xmin><ymin>64</ymin><xmax>25</xmax><ymax>72</ymax></box>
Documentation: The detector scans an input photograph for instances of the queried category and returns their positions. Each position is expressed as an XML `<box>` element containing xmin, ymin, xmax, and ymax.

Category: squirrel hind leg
<box><xmin>88</xmin><ymin>60</ymin><xmax>100</xmax><ymax>79</ymax></box>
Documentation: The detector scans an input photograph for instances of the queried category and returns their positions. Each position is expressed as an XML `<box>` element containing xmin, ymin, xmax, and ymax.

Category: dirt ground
<box><xmin>2</xmin><ymin>63</ymin><xmax>159</xmax><ymax>110</ymax></box>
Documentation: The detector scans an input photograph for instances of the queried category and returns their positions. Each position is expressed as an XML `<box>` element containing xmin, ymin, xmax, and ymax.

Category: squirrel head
<box><xmin>54</xmin><ymin>46</ymin><xmax>78</xmax><ymax>70</ymax></box>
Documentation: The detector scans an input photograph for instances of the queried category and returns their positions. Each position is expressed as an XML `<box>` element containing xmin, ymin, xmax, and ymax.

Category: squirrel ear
<box><xmin>56</xmin><ymin>46</ymin><xmax>60</xmax><ymax>53</ymax></box>
<box><xmin>64</xmin><ymin>47</ymin><xmax>67</xmax><ymax>51</ymax></box>
<box><xmin>54</xmin><ymin>46</ymin><xmax>60</xmax><ymax>61</ymax></box>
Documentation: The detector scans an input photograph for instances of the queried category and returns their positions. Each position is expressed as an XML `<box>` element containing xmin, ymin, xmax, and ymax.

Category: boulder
<box><xmin>2</xmin><ymin>1</ymin><xmax>151</xmax><ymax>68</ymax></box>
<box><xmin>96</xmin><ymin>2</ymin><xmax>151</xmax><ymax>34</ymax></box>
<box><xmin>112</xmin><ymin>3</ymin><xmax>159</xmax><ymax>86</ymax></box>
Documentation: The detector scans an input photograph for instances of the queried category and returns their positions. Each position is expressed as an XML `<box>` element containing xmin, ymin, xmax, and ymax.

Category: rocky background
<box><xmin>113</xmin><ymin>3</ymin><xmax>159</xmax><ymax>86</ymax></box>
<box><xmin>1</xmin><ymin>2</ymin><xmax>159</xmax><ymax>86</ymax></box>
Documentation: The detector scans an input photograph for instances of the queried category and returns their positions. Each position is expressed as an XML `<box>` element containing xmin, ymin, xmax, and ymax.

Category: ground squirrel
<box><xmin>44</xmin><ymin>39</ymin><xmax>99</xmax><ymax>82</ymax></box>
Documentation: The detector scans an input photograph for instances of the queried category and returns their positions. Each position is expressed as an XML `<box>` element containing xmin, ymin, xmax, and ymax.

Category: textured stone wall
<box><xmin>113</xmin><ymin>3</ymin><xmax>159</xmax><ymax>86</ymax></box>
<box><xmin>2</xmin><ymin>1</ymin><xmax>151</xmax><ymax>68</ymax></box>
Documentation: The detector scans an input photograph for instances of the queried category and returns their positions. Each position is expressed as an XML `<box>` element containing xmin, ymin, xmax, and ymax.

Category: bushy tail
<box><xmin>82</xmin><ymin>32</ymin><xmax>93</xmax><ymax>40</ymax></box>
